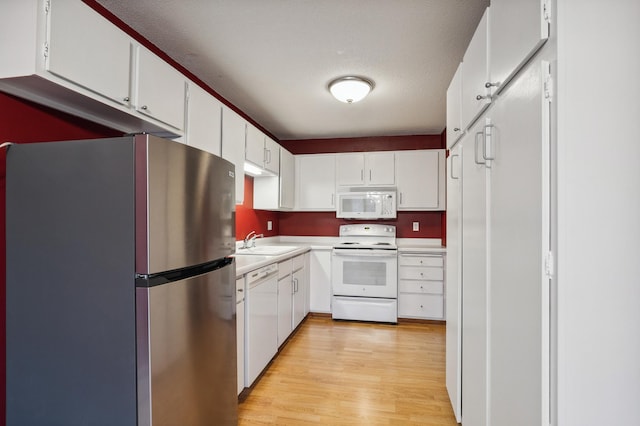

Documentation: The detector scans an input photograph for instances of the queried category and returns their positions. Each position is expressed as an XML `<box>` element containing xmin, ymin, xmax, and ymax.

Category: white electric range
<box><xmin>331</xmin><ymin>224</ymin><xmax>398</xmax><ymax>323</ymax></box>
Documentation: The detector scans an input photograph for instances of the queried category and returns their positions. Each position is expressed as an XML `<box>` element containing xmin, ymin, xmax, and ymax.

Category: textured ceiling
<box><xmin>95</xmin><ymin>0</ymin><xmax>489</xmax><ymax>140</ymax></box>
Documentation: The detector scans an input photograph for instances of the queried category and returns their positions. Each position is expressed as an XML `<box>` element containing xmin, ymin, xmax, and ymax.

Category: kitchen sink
<box><xmin>235</xmin><ymin>245</ymin><xmax>299</xmax><ymax>256</ymax></box>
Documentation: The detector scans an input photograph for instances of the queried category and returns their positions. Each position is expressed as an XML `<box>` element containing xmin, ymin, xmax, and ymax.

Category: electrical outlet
<box><xmin>267</xmin><ymin>220</ymin><xmax>273</xmax><ymax>231</ymax></box>
<box><xmin>412</xmin><ymin>222</ymin><xmax>419</xmax><ymax>231</ymax></box>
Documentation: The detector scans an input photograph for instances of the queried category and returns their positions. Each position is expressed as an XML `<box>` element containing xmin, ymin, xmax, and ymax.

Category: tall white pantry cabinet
<box><xmin>445</xmin><ymin>1</ymin><xmax>640</xmax><ymax>426</ymax></box>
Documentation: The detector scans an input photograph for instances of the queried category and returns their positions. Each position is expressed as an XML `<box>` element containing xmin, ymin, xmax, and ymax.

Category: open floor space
<box><xmin>238</xmin><ymin>316</ymin><xmax>457</xmax><ymax>425</ymax></box>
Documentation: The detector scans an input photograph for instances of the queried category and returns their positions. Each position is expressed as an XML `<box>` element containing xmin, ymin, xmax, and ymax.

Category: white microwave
<box><xmin>336</xmin><ymin>190</ymin><xmax>397</xmax><ymax>219</ymax></box>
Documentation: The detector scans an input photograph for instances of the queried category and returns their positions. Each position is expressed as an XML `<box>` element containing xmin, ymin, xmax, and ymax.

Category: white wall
<box><xmin>556</xmin><ymin>1</ymin><xmax>640</xmax><ymax>424</ymax></box>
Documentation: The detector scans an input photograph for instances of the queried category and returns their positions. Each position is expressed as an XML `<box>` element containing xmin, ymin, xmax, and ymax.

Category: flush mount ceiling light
<box><xmin>328</xmin><ymin>76</ymin><xmax>374</xmax><ymax>104</ymax></box>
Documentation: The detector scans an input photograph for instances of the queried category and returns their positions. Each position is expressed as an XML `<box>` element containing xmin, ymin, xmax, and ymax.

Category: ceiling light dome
<box><xmin>328</xmin><ymin>76</ymin><xmax>374</xmax><ymax>104</ymax></box>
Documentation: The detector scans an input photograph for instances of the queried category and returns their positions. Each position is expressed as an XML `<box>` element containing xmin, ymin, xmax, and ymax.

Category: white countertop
<box><xmin>232</xmin><ymin>236</ymin><xmax>446</xmax><ymax>277</ymax></box>
<box><xmin>233</xmin><ymin>245</ymin><xmax>311</xmax><ymax>277</ymax></box>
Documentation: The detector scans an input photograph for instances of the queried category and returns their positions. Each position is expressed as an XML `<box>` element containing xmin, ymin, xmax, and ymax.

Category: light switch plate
<box><xmin>412</xmin><ymin>222</ymin><xmax>419</xmax><ymax>231</ymax></box>
<box><xmin>267</xmin><ymin>220</ymin><xmax>273</xmax><ymax>231</ymax></box>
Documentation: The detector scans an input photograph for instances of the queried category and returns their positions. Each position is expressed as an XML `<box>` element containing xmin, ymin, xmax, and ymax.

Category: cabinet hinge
<box><xmin>544</xmin><ymin>67</ymin><xmax>554</xmax><ymax>102</ymax></box>
<box><xmin>43</xmin><ymin>42</ymin><xmax>49</xmax><ymax>58</ymax></box>
<box><xmin>543</xmin><ymin>0</ymin><xmax>552</xmax><ymax>23</ymax></box>
<box><xmin>544</xmin><ymin>251</ymin><xmax>554</xmax><ymax>279</ymax></box>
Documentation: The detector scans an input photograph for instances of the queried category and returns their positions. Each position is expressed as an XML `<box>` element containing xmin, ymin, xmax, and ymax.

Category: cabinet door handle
<box><xmin>123</xmin><ymin>96</ymin><xmax>130</xmax><ymax>102</ymax></box>
<box><xmin>399</xmin><ymin>192</ymin><xmax>403</xmax><ymax>205</ymax></box>
<box><xmin>485</xmin><ymin>81</ymin><xmax>500</xmax><ymax>89</ymax></box>
<box><xmin>482</xmin><ymin>123</ymin><xmax>495</xmax><ymax>161</ymax></box>
<box><xmin>450</xmin><ymin>154</ymin><xmax>460</xmax><ymax>180</ymax></box>
<box><xmin>361</xmin><ymin>169</ymin><xmax>364</xmax><ymax>181</ymax></box>
<box><xmin>474</xmin><ymin>132</ymin><xmax>486</xmax><ymax>165</ymax></box>
<box><xmin>331</xmin><ymin>193</ymin><xmax>335</xmax><ymax>206</ymax></box>
<box><xmin>476</xmin><ymin>94</ymin><xmax>491</xmax><ymax>101</ymax></box>
<box><xmin>141</xmin><ymin>105</ymin><xmax>148</xmax><ymax>110</ymax></box>
<box><xmin>453</xmin><ymin>127</ymin><xmax>460</xmax><ymax>132</ymax></box>
<box><xmin>264</xmin><ymin>147</ymin><xmax>268</xmax><ymax>163</ymax></box>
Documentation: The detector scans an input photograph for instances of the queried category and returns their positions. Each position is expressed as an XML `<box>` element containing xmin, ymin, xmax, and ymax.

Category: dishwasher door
<box><xmin>245</xmin><ymin>265</ymin><xmax>278</xmax><ymax>386</ymax></box>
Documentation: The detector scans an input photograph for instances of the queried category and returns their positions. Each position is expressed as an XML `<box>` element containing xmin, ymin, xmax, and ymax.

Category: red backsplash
<box><xmin>279</xmin><ymin>211</ymin><xmax>444</xmax><ymax>239</ymax></box>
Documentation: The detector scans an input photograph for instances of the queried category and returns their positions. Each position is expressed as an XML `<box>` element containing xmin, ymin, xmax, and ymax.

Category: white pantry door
<box><xmin>445</xmin><ymin>141</ymin><xmax>463</xmax><ymax>422</ymax></box>
<box><xmin>486</xmin><ymin>60</ymin><xmax>551</xmax><ymax>426</ymax></box>
<box><xmin>461</xmin><ymin>117</ymin><xmax>490</xmax><ymax>426</ymax></box>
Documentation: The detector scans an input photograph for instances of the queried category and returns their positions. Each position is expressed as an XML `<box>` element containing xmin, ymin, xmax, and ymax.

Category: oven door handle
<box><xmin>332</xmin><ymin>249</ymin><xmax>398</xmax><ymax>258</ymax></box>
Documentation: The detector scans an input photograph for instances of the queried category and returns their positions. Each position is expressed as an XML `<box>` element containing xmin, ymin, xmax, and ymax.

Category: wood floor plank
<box><xmin>238</xmin><ymin>316</ymin><xmax>458</xmax><ymax>425</ymax></box>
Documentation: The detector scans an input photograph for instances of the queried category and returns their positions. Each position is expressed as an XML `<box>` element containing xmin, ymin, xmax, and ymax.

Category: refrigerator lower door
<box><xmin>136</xmin><ymin>263</ymin><xmax>237</xmax><ymax>426</ymax></box>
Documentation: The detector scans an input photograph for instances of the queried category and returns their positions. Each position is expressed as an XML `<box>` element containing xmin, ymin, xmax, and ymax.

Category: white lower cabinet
<box><xmin>309</xmin><ymin>248</ymin><xmax>332</xmax><ymax>313</ymax></box>
<box><xmin>397</xmin><ymin>252</ymin><xmax>445</xmax><ymax>320</ymax></box>
<box><xmin>277</xmin><ymin>254</ymin><xmax>307</xmax><ymax>347</ymax></box>
<box><xmin>292</xmin><ymin>255</ymin><xmax>306</xmax><ymax>328</ymax></box>
<box><xmin>277</xmin><ymin>260</ymin><xmax>293</xmax><ymax>347</ymax></box>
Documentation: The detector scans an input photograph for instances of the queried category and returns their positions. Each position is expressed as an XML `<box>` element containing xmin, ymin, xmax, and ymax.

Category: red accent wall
<box><xmin>0</xmin><ymin>92</ymin><xmax>123</xmax><ymax>424</ymax></box>
<box><xmin>235</xmin><ymin>175</ymin><xmax>280</xmax><ymax>241</ymax></box>
<box><xmin>279</xmin><ymin>134</ymin><xmax>443</xmax><ymax>154</ymax></box>
<box><xmin>279</xmin><ymin>211</ymin><xmax>443</xmax><ymax>238</ymax></box>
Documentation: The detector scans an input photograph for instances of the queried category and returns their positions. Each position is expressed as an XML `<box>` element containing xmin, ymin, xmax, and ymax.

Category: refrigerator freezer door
<box><xmin>6</xmin><ymin>138</ymin><xmax>137</xmax><ymax>426</ymax></box>
<box><xmin>135</xmin><ymin>134</ymin><xmax>236</xmax><ymax>275</ymax></box>
<box><xmin>136</xmin><ymin>263</ymin><xmax>238</xmax><ymax>426</ymax></box>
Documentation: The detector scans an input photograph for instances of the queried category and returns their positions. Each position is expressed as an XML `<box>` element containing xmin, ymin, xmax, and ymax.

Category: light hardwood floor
<box><xmin>238</xmin><ymin>315</ymin><xmax>458</xmax><ymax>425</ymax></box>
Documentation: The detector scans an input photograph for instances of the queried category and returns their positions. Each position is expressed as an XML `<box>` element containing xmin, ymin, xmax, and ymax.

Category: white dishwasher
<box><xmin>245</xmin><ymin>263</ymin><xmax>278</xmax><ymax>387</ymax></box>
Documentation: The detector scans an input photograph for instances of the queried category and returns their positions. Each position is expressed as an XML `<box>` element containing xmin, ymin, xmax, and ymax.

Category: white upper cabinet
<box><xmin>246</xmin><ymin>124</ymin><xmax>280</xmax><ymax>175</ymax></box>
<box><xmin>185</xmin><ymin>82</ymin><xmax>222</xmax><ymax>156</ymax></box>
<box><xmin>0</xmin><ymin>0</ymin><xmax>187</xmax><ymax>137</ymax></box>
<box><xmin>135</xmin><ymin>47</ymin><xmax>186</xmax><ymax>131</ymax></box>
<box><xmin>47</xmin><ymin>0</ymin><xmax>131</xmax><ymax>106</ymax></box>
<box><xmin>461</xmin><ymin>8</ymin><xmax>491</xmax><ymax>131</ymax></box>
<box><xmin>488</xmin><ymin>0</ymin><xmax>550</xmax><ymax>97</ymax></box>
<box><xmin>221</xmin><ymin>105</ymin><xmax>246</xmax><ymax>204</ymax></box>
<box><xmin>446</xmin><ymin>62</ymin><xmax>464</xmax><ymax>148</ymax></box>
<box><xmin>245</xmin><ymin>123</ymin><xmax>266</xmax><ymax>168</ymax></box>
<box><xmin>461</xmin><ymin>3</ymin><xmax>550</xmax><ymax>131</ymax></box>
<box><xmin>253</xmin><ymin>147</ymin><xmax>294</xmax><ymax>211</ymax></box>
<box><xmin>396</xmin><ymin>150</ymin><xmax>445</xmax><ymax>210</ymax></box>
<box><xmin>295</xmin><ymin>154</ymin><xmax>336</xmax><ymax>210</ymax></box>
<box><xmin>336</xmin><ymin>152</ymin><xmax>395</xmax><ymax>187</ymax></box>
<box><xmin>279</xmin><ymin>148</ymin><xmax>295</xmax><ymax>209</ymax></box>
<box><xmin>264</xmin><ymin>136</ymin><xmax>280</xmax><ymax>175</ymax></box>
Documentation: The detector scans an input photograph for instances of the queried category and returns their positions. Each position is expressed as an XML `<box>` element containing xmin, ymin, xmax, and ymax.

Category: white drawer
<box><xmin>399</xmin><ymin>266</ymin><xmax>443</xmax><ymax>281</ymax></box>
<box><xmin>278</xmin><ymin>259</ymin><xmax>292</xmax><ymax>279</ymax></box>
<box><xmin>292</xmin><ymin>254</ymin><xmax>304</xmax><ymax>272</ymax></box>
<box><xmin>398</xmin><ymin>293</ymin><xmax>444</xmax><ymax>319</ymax></box>
<box><xmin>399</xmin><ymin>280</ymin><xmax>443</xmax><ymax>295</ymax></box>
<box><xmin>399</xmin><ymin>255</ymin><xmax>443</xmax><ymax>267</ymax></box>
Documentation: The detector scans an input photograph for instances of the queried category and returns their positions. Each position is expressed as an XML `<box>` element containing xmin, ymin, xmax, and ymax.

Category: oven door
<box><xmin>332</xmin><ymin>248</ymin><xmax>398</xmax><ymax>298</ymax></box>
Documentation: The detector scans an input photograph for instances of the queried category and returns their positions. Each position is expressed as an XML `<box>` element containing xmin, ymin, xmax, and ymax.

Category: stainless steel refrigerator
<box><xmin>6</xmin><ymin>134</ymin><xmax>238</xmax><ymax>425</ymax></box>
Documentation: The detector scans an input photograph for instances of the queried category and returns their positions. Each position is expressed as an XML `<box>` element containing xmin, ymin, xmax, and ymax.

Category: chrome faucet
<box><xmin>243</xmin><ymin>231</ymin><xmax>264</xmax><ymax>248</ymax></box>
<box><xmin>243</xmin><ymin>231</ymin><xmax>256</xmax><ymax>249</ymax></box>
